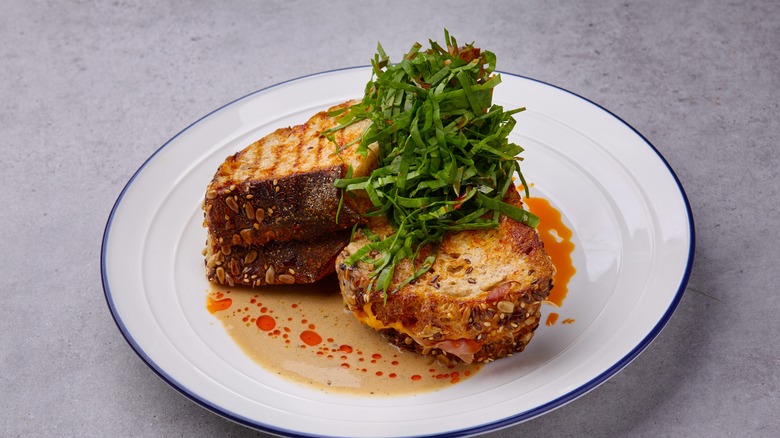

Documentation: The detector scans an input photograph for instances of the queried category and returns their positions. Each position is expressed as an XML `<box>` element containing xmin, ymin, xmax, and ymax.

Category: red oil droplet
<box><xmin>256</xmin><ymin>315</ymin><xmax>276</xmax><ymax>331</ymax></box>
<box><xmin>207</xmin><ymin>296</ymin><xmax>232</xmax><ymax>314</ymax></box>
<box><xmin>372</xmin><ymin>354</ymin><xmax>382</xmax><ymax>360</ymax></box>
<box><xmin>300</xmin><ymin>330</ymin><xmax>322</xmax><ymax>346</ymax></box>
<box><xmin>411</xmin><ymin>375</ymin><xmax>422</xmax><ymax>381</ymax></box>
<box><xmin>340</xmin><ymin>363</ymin><xmax>350</xmax><ymax>369</ymax></box>
<box><xmin>389</xmin><ymin>373</ymin><xmax>397</xmax><ymax>378</ymax></box>
<box><xmin>375</xmin><ymin>371</ymin><xmax>383</xmax><ymax>377</ymax></box>
<box><xmin>339</xmin><ymin>345</ymin><xmax>353</xmax><ymax>354</ymax></box>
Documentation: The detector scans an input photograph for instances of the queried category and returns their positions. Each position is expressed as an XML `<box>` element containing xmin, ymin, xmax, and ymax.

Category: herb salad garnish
<box><xmin>324</xmin><ymin>31</ymin><xmax>539</xmax><ymax>296</ymax></box>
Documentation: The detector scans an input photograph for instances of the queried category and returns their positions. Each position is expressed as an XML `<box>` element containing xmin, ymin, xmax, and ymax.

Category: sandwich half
<box><xmin>203</xmin><ymin>101</ymin><xmax>377</xmax><ymax>287</ymax></box>
<box><xmin>336</xmin><ymin>187</ymin><xmax>555</xmax><ymax>364</ymax></box>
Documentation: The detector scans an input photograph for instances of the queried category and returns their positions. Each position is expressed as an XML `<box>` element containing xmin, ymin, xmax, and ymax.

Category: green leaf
<box><xmin>328</xmin><ymin>31</ymin><xmax>536</xmax><ymax>298</ymax></box>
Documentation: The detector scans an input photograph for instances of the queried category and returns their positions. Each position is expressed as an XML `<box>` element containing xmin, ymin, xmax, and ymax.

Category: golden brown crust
<box><xmin>336</xmin><ymin>187</ymin><xmax>555</xmax><ymax>363</ymax></box>
<box><xmin>203</xmin><ymin>100</ymin><xmax>375</xmax><ymax>248</ymax></box>
<box><xmin>202</xmin><ymin>101</ymin><xmax>377</xmax><ymax>286</ymax></box>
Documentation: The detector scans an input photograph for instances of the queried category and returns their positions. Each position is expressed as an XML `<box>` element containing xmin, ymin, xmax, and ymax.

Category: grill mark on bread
<box><xmin>204</xmin><ymin>102</ymin><xmax>372</xmax><ymax>244</ymax></box>
<box><xmin>203</xmin><ymin>100</ymin><xmax>377</xmax><ymax>286</ymax></box>
<box><xmin>315</xmin><ymin>125</ymin><xmax>330</xmax><ymax>164</ymax></box>
<box><xmin>334</xmin><ymin>126</ymin><xmax>345</xmax><ymax>154</ymax></box>
<box><xmin>292</xmin><ymin>123</ymin><xmax>306</xmax><ymax>171</ymax></box>
<box><xmin>265</xmin><ymin>127</ymin><xmax>285</xmax><ymax>176</ymax></box>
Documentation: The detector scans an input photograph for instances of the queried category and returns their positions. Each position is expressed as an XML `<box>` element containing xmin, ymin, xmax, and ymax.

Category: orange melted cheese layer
<box><xmin>359</xmin><ymin>303</ymin><xmax>407</xmax><ymax>333</ymax></box>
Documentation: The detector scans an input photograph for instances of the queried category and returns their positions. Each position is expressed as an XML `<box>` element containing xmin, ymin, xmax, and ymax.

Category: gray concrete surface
<box><xmin>2</xmin><ymin>0</ymin><xmax>778</xmax><ymax>436</ymax></box>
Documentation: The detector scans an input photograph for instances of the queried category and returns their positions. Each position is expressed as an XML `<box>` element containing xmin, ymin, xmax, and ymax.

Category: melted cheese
<box><xmin>359</xmin><ymin>303</ymin><xmax>407</xmax><ymax>333</ymax></box>
<box><xmin>360</xmin><ymin>303</ymin><xmax>480</xmax><ymax>363</ymax></box>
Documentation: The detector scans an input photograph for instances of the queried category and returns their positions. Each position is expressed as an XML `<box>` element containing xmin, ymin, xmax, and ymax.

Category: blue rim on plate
<box><xmin>101</xmin><ymin>66</ymin><xmax>694</xmax><ymax>437</ymax></box>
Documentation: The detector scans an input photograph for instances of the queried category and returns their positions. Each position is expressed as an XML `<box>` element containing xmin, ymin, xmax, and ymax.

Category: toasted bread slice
<box><xmin>203</xmin><ymin>100</ymin><xmax>376</xmax><ymax>249</ymax></box>
<box><xmin>204</xmin><ymin>231</ymin><xmax>350</xmax><ymax>287</ymax></box>
<box><xmin>336</xmin><ymin>187</ymin><xmax>555</xmax><ymax>364</ymax></box>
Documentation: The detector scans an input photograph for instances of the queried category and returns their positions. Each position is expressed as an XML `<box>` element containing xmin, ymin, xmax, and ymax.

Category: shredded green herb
<box><xmin>324</xmin><ymin>30</ymin><xmax>538</xmax><ymax>296</ymax></box>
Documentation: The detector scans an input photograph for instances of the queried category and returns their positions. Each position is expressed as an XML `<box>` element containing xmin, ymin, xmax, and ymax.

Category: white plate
<box><xmin>102</xmin><ymin>67</ymin><xmax>694</xmax><ymax>437</ymax></box>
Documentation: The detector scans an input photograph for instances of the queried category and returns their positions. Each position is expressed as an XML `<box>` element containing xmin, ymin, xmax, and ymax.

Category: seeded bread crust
<box><xmin>203</xmin><ymin>100</ymin><xmax>375</xmax><ymax>249</ymax></box>
<box><xmin>205</xmin><ymin>166</ymin><xmax>370</xmax><ymax>249</ymax></box>
<box><xmin>204</xmin><ymin>231</ymin><xmax>350</xmax><ymax>287</ymax></box>
<box><xmin>336</xmin><ymin>188</ymin><xmax>555</xmax><ymax>364</ymax></box>
<box><xmin>203</xmin><ymin>100</ymin><xmax>377</xmax><ymax>286</ymax></box>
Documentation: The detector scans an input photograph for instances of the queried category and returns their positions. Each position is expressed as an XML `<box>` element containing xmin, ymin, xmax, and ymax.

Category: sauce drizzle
<box><xmin>300</xmin><ymin>330</ymin><xmax>323</xmax><ymax>346</ymax></box>
<box><xmin>256</xmin><ymin>315</ymin><xmax>276</xmax><ymax>331</ymax></box>
<box><xmin>523</xmin><ymin>196</ymin><xmax>576</xmax><ymax>307</ymax></box>
<box><xmin>206</xmin><ymin>295</ymin><xmax>232</xmax><ymax>314</ymax></box>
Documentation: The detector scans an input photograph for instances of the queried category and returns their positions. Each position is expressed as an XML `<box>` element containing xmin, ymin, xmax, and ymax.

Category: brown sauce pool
<box><xmin>207</xmin><ymin>279</ymin><xmax>481</xmax><ymax>396</ymax></box>
<box><xmin>206</xmin><ymin>194</ymin><xmax>576</xmax><ymax>395</ymax></box>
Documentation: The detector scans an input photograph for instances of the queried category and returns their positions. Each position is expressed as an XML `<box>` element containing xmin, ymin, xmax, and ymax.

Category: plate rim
<box><xmin>101</xmin><ymin>65</ymin><xmax>695</xmax><ymax>437</ymax></box>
